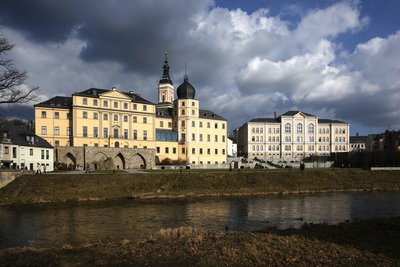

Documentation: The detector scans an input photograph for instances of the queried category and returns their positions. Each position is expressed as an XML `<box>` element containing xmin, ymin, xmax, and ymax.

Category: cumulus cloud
<box><xmin>0</xmin><ymin>0</ymin><xmax>398</xmax><ymax>132</ymax></box>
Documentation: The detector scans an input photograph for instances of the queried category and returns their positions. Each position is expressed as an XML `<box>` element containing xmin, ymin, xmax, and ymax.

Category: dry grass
<box><xmin>0</xmin><ymin>217</ymin><xmax>399</xmax><ymax>266</ymax></box>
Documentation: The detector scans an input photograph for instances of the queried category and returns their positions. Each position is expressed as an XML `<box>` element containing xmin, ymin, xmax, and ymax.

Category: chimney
<box><xmin>274</xmin><ymin>111</ymin><xmax>277</xmax><ymax>118</ymax></box>
<box><xmin>112</xmin><ymin>87</ymin><xmax>117</xmax><ymax>91</ymax></box>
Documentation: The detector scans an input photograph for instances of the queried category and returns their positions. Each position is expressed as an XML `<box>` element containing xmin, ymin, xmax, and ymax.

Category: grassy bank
<box><xmin>0</xmin><ymin>217</ymin><xmax>399</xmax><ymax>266</ymax></box>
<box><xmin>0</xmin><ymin>169</ymin><xmax>399</xmax><ymax>205</ymax></box>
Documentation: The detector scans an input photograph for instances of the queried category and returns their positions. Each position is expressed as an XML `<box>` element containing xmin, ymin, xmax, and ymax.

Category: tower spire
<box><xmin>160</xmin><ymin>50</ymin><xmax>173</xmax><ymax>85</ymax></box>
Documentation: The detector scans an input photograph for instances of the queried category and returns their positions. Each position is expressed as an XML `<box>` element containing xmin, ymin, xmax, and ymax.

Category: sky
<box><xmin>1</xmin><ymin>0</ymin><xmax>400</xmax><ymax>135</ymax></box>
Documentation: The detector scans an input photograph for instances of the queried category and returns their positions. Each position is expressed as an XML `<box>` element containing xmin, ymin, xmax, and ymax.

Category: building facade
<box><xmin>350</xmin><ymin>135</ymin><xmax>367</xmax><ymax>152</ymax></box>
<box><xmin>0</xmin><ymin>124</ymin><xmax>54</xmax><ymax>171</ymax></box>
<box><xmin>237</xmin><ymin>111</ymin><xmax>350</xmax><ymax>161</ymax></box>
<box><xmin>34</xmin><ymin>53</ymin><xmax>228</xmax><ymax>168</ymax></box>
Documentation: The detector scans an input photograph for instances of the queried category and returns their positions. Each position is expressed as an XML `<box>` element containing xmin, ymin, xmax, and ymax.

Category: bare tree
<box><xmin>0</xmin><ymin>36</ymin><xmax>39</xmax><ymax>104</ymax></box>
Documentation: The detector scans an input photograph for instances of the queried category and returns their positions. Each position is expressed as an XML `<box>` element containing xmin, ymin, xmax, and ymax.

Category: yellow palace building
<box><xmin>34</xmin><ymin>53</ymin><xmax>228</xmax><ymax>167</ymax></box>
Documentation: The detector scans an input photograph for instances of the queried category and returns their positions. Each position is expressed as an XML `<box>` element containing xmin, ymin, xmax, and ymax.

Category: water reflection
<box><xmin>0</xmin><ymin>191</ymin><xmax>399</xmax><ymax>248</ymax></box>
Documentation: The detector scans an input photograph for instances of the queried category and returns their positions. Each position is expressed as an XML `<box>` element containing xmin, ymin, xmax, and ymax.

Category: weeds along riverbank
<box><xmin>0</xmin><ymin>216</ymin><xmax>399</xmax><ymax>266</ymax></box>
<box><xmin>0</xmin><ymin>169</ymin><xmax>399</xmax><ymax>205</ymax></box>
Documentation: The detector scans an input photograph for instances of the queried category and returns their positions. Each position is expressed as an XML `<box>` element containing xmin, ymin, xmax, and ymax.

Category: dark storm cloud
<box><xmin>0</xmin><ymin>104</ymin><xmax>34</xmax><ymax>121</ymax></box>
<box><xmin>0</xmin><ymin>0</ymin><xmax>213</xmax><ymax>74</ymax></box>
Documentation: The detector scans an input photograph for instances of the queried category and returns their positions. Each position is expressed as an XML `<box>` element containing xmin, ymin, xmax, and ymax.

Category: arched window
<box><xmin>308</xmin><ymin>123</ymin><xmax>314</xmax><ymax>134</ymax></box>
<box><xmin>285</xmin><ymin>123</ymin><xmax>291</xmax><ymax>133</ymax></box>
<box><xmin>252</xmin><ymin>128</ymin><xmax>255</xmax><ymax>133</ymax></box>
<box><xmin>268</xmin><ymin>145</ymin><xmax>271</xmax><ymax>151</ymax></box>
<box><xmin>256</xmin><ymin>145</ymin><xmax>259</xmax><ymax>151</ymax></box>
<box><xmin>260</xmin><ymin>136</ymin><xmax>263</xmax><ymax>142</ymax></box>
<box><xmin>256</xmin><ymin>128</ymin><xmax>259</xmax><ymax>133</ymax></box>
<box><xmin>272</xmin><ymin>136</ymin><xmax>275</xmax><ymax>142</ymax></box>
<box><xmin>260</xmin><ymin>146</ymin><xmax>263</xmax><ymax>151</ymax></box>
<box><xmin>260</xmin><ymin>128</ymin><xmax>263</xmax><ymax>133</ymax></box>
<box><xmin>256</xmin><ymin>136</ymin><xmax>259</xmax><ymax>142</ymax></box>
<box><xmin>297</xmin><ymin>123</ymin><xmax>303</xmax><ymax>134</ymax></box>
<box><xmin>252</xmin><ymin>145</ymin><xmax>255</xmax><ymax>151</ymax></box>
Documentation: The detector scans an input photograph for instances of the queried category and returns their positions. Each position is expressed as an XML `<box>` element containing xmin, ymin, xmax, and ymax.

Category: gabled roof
<box><xmin>350</xmin><ymin>135</ymin><xmax>368</xmax><ymax>143</ymax></box>
<box><xmin>73</xmin><ymin>88</ymin><xmax>154</xmax><ymax>104</ymax></box>
<box><xmin>34</xmin><ymin>96</ymin><xmax>72</xmax><ymax>109</ymax></box>
<box><xmin>199</xmin><ymin>109</ymin><xmax>226</xmax><ymax>121</ymax></box>
<box><xmin>0</xmin><ymin>124</ymin><xmax>53</xmax><ymax>148</ymax></box>
<box><xmin>280</xmin><ymin>110</ymin><xmax>315</xmax><ymax>117</ymax></box>
<box><xmin>156</xmin><ymin>107</ymin><xmax>173</xmax><ymax>118</ymax></box>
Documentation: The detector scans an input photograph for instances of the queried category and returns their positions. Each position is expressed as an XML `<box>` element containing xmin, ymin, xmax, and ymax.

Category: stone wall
<box><xmin>0</xmin><ymin>171</ymin><xmax>22</xmax><ymax>188</ymax></box>
<box><xmin>55</xmin><ymin>147</ymin><xmax>155</xmax><ymax>170</ymax></box>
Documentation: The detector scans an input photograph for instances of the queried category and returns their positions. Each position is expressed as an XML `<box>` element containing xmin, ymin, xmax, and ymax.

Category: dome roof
<box><xmin>177</xmin><ymin>75</ymin><xmax>195</xmax><ymax>99</ymax></box>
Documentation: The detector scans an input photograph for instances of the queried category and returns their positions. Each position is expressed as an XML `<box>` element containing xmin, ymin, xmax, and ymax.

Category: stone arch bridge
<box><xmin>56</xmin><ymin>147</ymin><xmax>155</xmax><ymax>170</ymax></box>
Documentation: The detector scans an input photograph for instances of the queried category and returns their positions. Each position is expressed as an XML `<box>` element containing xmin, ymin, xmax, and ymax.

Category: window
<box><xmin>207</xmin><ymin>134</ymin><xmax>210</xmax><ymax>142</ymax></box>
<box><xmin>54</xmin><ymin>127</ymin><xmax>59</xmax><ymax>135</ymax></box>
<box><xmin>123</xmin><ymin>129</ymin><xmax>128</xmax><ymax>139</ymax></box>
<box><xmin>296</xmin><ymin>123</ymin><xmax>303</xmax><ymax>134</ymax></box>
<box><xmin>207</xmin><ymin>122</ymin><xmax>210</xmax><ymax>128</ymax></box>
<box><xmin>165</xmin><ymin>147</ymin><xmax>169</xmax><ymax>153</ymax></box>
<box><xmin>182</xmin><ymin>148</ymin><xmax>185</xmax><ymax>154</ymax></box>
<box><xmin>192</xmin><ymin>148</ymin><xmax>195</xmax><ymax>154</ymax></box>
<box><xmin>133</xmin><ymin>130</ymin><xmax>137</xmax><ymax>140</ymax></box>
<box><xmin>215</xmin><ymin>135</ymin><xmax>218</xmax><ymax>142</ymax></box>
<box><xmin>143</xmin><ymin>117</ymin><xmax>147</xmax><ymax>124</ymax></box>
<box><xmin>285</xmin><ymin>123</ymin><xmax>291</xmax><ymax>133</ymax></box>
<box><xmin>199</xmin><ymin>134</ymin><xmax>203</xmax><ymax>141</ymax></box>
<box><xmin>114</xmin><ymin>114</ymin><xmax>118</xmax><ymax>122</ymax></box>
<box><xmin>4</xmin><ymin>146</ymin><xmax>9</xmax><ymax>154</ymax></box>
<box><xmin>94</xmin><ymin>127</ymin><xmax>98</xmax><ymax>137</ymax></box>
<box><xmin>93</xmin><ymin>112</ymin><xmax>98</xmax><ymax>120</ymax></box>
<box><xmin>83</xmin><ymin>111</ymin><xmax>88</xmax><ymax>119</ymax></box>
<box><xmin>104</xmin><ymin>128</ymin><xmax>108</xmax><ymax>138</ymax></box>
<box><xmin>103</xmin><ymin>100</ymin><xmax>108</xmax><ymax>107</ymax></box>
<box><xmin>222</xmin><ymin>123</ymin><xmax>225</xmax><ymax>129</ymax></box>
<box><xmin>41</xmin><ymin>111</ymin><xmax>47</xmax><ymax>118</ymax></box>
<box><xmin>168</xmin><ymin>122</ymin><xmax>172</xmax><ymax>128</ymax></box>
<box><xmin>103</xmin><ymin>113</ymin><xmax>108</xmax><ymax>120</ymax></box>
<box><xmin>192</xmin><ymin>133</ymin><xmax>195</xmax><ymax>141</ymax></box>
<box><xmin>46</xmin><ymin>150</ymin><xmax>49</xmax><ymax>159</ymax></box>
<box><xmin>173</xmin><ymin>147</ymin><xmax>176</xmax><ymax>154</ymax></box>
<box><xmin>83</xmin><ymin>98</ymin><xmax>87</xmax><ymax>105</ymax></box>
<box><xmin>93</xmin><ymin>99</ymin><xmax>98</xmax><ymax>106</ymax></box>
<box><xmin>207</xmin><ymin>148</ymin><xmax>211</xmax><ymax>154</ymax></box>
<box><xmin>83</xmin><ymin>126</ymin><xmax>88</xmax><ymax>137</ymax></box>
<box><xmin>222</xmin><ymin>136</ymin><xmax>225</xmax><ymax>142</ymax></box>
<box><xmin>54</xmin><ymin>112</ymin><xmax>59</xmax><ymax>119</ymax></box>
<box><xmin>133</xmin><ymin>116</ymin><xmax>137</xmax><ymax>123</ymax></box>
<box><xmin>192</xmin><ymin>110</ymin><xmax>195</xmax><ymax>115</ymax></box>
<box><xmin>256</xmin><ymin>128</ymin><xmax>259</xmax><ymax>133</ymax></box>
<box><xmin>143</xmin><ymin>105</ymin><xmax>147</xmax><ymax>111</ymax></box>
<box><xmin>12</xmin><ymin>147</ymin><xmax>17</xmax><ymax>158</ymax></box>
<box><xmin>143</xmin><ymin>130</ymin><xmax>147</xmax><ymax>140</ymax></box>
<box><xmin>124</xmin><ymin>115</ymin><xmax>128</xmax><ymax>122</ymax></box>
<box><xmin>200</xmin><ymin>148</ymin><xmax>203</xmax><ymax>154</ymax></box>
<box><xmin>133</xmin><ymin>104</ymin><xmax>137</xmax><ymax>110</ymax></box>
<box><xmin>309</xmin><ymin>136</ymin><xmax>314</xmax><ymax>142</ymax></box>
<box><xmin>67</xmin><ymin>127</ymin><xmax>71</xmax><ymax>136</ymax></box>
<box><xmin>123</xmin><ymin>102</ymin><xmax>128</xmax><ymax>109</ymax></box>
<box><xmin>41</xmin><ymin>149</ymin><xmax>44</xmax><ymax>159</ymax></box>
<box><xmin>181</xmin><ymin>101</ymin><xmax>185</xmax><ymax>106</ymax></box>
<box><xmin>285</xmin><ymin>136</ymin><xmax>291</xmax><ymax>142</ymax></box>
<box><xmin>181</xmin><ymin>109</ymin><xmax>185</xmax><ymax>115</ymax></box>
<box><xmin>199</xmin><ymin>121</ymin><xmax>203</xmax><ymax>127</ymax></box>
<box><xmin>222</xmin><ymin>149</ymin><xmax>225</xmax><ymax>155</ymax></box>
<box><xmin>215</xmin><ymin>149</ymin><xmax>218</xmax><ymax>155</ymax></box>
<box><xmin>114</xmin><ymin>101</ymin><xmax>118</xmax><ymax>108</ymax></box>
<box><xmin>308</xmin><ymin>123</ymin><xmax>314</xmax><ymax>134</ymax></box>
<box><xmin>192</xmin><ymin>121</ymin><xmax>195</xmax><ymax>127</ymax></box>
<box><xmin>41</xmin><ymin>126</ymin><xmax>47</xmax><ymax>135</ymax></box>
<box><xmin>181</xmin><ymin>121</ymin><xmax>185</xmax><ymax>127</ymax></box>
<box><xmin>160</xmin><ymin>121</ymin><xmax>164</xmax><ymax>127</ymax></box>
<box><xmin>113</xmin><ymin>128</ymin><xmax>119</xmax><ymax>138</ymax></box>
<box><xmin>215</xmin><ymin>123</ymin><xmax>218</xmax><ymax>129</ymax></box>
<box><xmin>156</xmin><ymin>147</ymin><xmax>160</xmax><ymax>153</ymax></box>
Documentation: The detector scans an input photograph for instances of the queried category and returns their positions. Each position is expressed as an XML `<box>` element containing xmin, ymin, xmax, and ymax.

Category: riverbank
<box><xmin>0</xmin><ymin>217</ymin><xmax>398</xmax><ymax>266</ymax></box>
<box><xmin>0</xmin><ymin>169</ymin><xmax>399</xmax><ymax>205</ymax></box>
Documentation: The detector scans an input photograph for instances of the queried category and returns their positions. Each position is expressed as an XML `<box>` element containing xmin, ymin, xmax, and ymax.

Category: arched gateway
<box><xmin>56</xmin><ymin>147</ymin><xmax>155</xmax><ymax>170</ymax></box>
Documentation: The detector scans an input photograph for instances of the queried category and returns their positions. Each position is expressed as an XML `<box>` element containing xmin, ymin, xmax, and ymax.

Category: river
<box><xmin>0</xmin><ymin>191</ymin><xmax>399</xmax><ymax>248</ymax></box>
